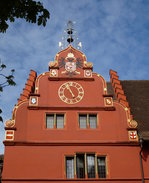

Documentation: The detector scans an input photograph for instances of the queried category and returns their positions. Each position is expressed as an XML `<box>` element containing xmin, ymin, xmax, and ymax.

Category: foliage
<box><xmin>0</xmin><ymin>62</ymin><xmax>16</xmax><ymax>122</ymax></box>
<box><xmin>0</xmin><ymin>0</ymin><xmax>50</xmax><ymax>33</ymax></box>
<box><xmin>0</xmin><ymin>0</ymin><xmax>49</xmax><ymax>122</ymax></box>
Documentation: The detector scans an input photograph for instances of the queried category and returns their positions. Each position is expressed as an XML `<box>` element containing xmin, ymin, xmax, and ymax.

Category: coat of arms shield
<box><xmin>65</xmin><ymin>62</ymin><xmax>76</xmax><ymax>73</ymax></box>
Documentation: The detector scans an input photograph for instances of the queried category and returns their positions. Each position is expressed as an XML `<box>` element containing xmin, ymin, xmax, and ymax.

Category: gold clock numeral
<box><xmin>69</xmin><ymin>100</ymin><xmax>73</xmax><ymax>104</ymax></box>
<box><xmin>72</xmin><ymin>82</ymin><xmax>76</xmax><ymax>87</ymax></box>
<box><xmin>69</xmin><ymin>82</ymin><xmax>73</xmax><ymax>86</ymax></box>
<box><xmin>72</xmin><ymin>99</ymin><xmax>77</xmax><ymax>103</ymax></box>
<box><xmin>76</xmin><ymin>84</ymin><xmax>80</xmax><ymax>88</ymax></box>
<box><xmin>76</xmin><ymin>96</ymin><xmax>81</xmax><ymax>101</ymax></box>
<box><xmin>78</xmin><ymin>88</ymin><xmax>83</xmax><ymax>92</ymax></box>
<box><xmin>79</xmin><ymin>91</ymin><xmax>84</xmax><ymax>95</ymax></box>
<box><xmin>61</xmin><ymin>95</ymin><xmax>66</xmax><ymax>100</ymax></box>
<box><xmin>59</xmin><ymin>92</ymin><xmax>63</xmax><ymax>96</ymax></box>
<box><xmin>59</xmin><ymin>89</ymin><xmax>64</xmax><ymax>93</ymax></box>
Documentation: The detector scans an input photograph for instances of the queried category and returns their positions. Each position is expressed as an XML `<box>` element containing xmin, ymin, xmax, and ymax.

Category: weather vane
<box><xmin>59</xmin><ymin>20</ymin><xmax>82</xmax><ymax>51</ymax></box>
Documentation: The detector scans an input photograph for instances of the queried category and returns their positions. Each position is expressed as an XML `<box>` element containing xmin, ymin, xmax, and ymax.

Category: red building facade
<box><xmin>2</xmin><ymin>45</ymin><xmax>149</xmax><ymax>183</ymax></box>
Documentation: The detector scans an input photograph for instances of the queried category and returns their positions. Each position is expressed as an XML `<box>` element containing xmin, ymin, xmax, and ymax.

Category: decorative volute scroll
<box><xmin>5</xmin><ymin>119</ymin><xmax>15</xmax><ymax>141</ymax></box>
<box><xmin>49</xmin><ymin>60</ymin><xmax>58</xmax><ymax>68</ymax></box>
<box><xmin>5</xmin><ymin>119</ymin><xmax>15</xmax><ymax>128</ymax></box>
<box><xmin>84</xmin><ymin>61</ymin><xmax>93</xmax><ymax>69</ymax></box>
<box><xmin>128</xmin><ymin>120</ymin><xmax>138</xmax><ymax>128</ymax></box>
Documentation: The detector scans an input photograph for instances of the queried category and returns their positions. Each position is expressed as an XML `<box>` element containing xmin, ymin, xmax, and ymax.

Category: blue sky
<box><xmin>0</xmin><ymin>0</ymin><xmax>149</xmax><ymax>154</ymax></box>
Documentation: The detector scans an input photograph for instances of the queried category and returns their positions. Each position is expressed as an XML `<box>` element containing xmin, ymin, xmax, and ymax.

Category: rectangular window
<box><xmin>65</xmin><ymin>154</ymin><xmax>107</xmax><ymax>179</ymax></box>
<box><xmin>66</xmin><ymin>157</ymin><xmax>74</xmax><ymax>178</ymax></box>
<box><xmin>46</xmin><ymin>114</ymin><xmax>64</xmax><ymax>129</ymax></box>
<box><xmin>97</xmin><ymin>157</ymin><xmax>106</xmax><ymax>178</ymax></box>
<box><xmin>79</xmin><ymin>115</ymin><xmax>87</xmax><ymax>129</ymax></box>
<box><xmin>56</xmin><ymin>115</ymin><xmax>64</xmax><ymax>129</ymax></box>
<box><xmin>79</xmin><ymin>114</ymin><xmax>97</xmax><ymax>129</ymax></box>
<box><xmin>89</xmin><ymin>115</ymin><xmax>97</xmax><ymax>129</ymax></box>
<box><xmin>87</xmin><ymin>154</ymin><xmax>96</xmax><ymax>178</ymax></box>
<box><xmin>76</xmin><ymin>154</ymin><xmax>85</xmax><ymax>178</ymax></box>
<box><xmin>46</xmin><ymin>114</ymin><xmax>54</xmax><ymax>128</ymax></box>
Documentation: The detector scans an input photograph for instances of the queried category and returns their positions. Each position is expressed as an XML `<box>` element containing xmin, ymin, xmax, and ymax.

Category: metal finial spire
<box><xmin>67</xmin><ymin>20</ymin><xmax>74</xmax><ymax>44</ymax></box>
<box><xmin>58</xmin><ymin>20</ymin><xmax>82</xmax><ymax>51</ymax></box>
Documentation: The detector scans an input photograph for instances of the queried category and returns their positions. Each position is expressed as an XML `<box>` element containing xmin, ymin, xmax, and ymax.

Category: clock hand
<box><xmin>66</xmin><ymin>84</ymin><xmax>75</xmax><ymax>98</ymax></box>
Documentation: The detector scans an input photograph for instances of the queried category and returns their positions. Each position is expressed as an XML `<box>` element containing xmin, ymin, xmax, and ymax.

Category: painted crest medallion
<box><xmin>59</xmin><ymin>52</ymin><xmax>83</xmax><ymax>76</ymax></box>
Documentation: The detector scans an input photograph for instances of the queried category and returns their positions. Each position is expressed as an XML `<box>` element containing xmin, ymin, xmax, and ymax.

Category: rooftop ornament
<box><xmin>59</xmin><ymin>20</ymin><xmax>82</xmax><ymax>51</ymax></box>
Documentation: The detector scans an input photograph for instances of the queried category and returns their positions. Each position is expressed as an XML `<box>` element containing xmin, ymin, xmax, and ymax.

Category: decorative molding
<box><xmin>103</xmin><ymin>94</ymin><xmax>113</xmax><ymax>97</ymax></box>
<box><xmin>128</xmin><ymin>130</ymin><xmax>138</xmax><ymax>141</ymax></box>
<box><xmin>5</xmin><ymin>130</ymin><xmax>14</xmax><ymax>141</ymax></box>
<box><xmin>5</xmin><ymin>127</ymin><xmax>17</xmax><ymax>131</ymax></box>
<box><xmin>29</xmin><ymin>93</ymin><xmax>40</xmax><ymax>97</ymax></box>
<box><xmin>2</xmin><ymin>178</ymin><xmax>144</xmax><ymax>181</ymax></box>
<box><xmin>128</xmin><ymin>120</ymin><xmax>138</xmax><ymax>128</ymax></box>
<box><xmin>48</xmin><ymin>77</ymin><xmax>94</xmax><ymax>81</ymax></box>
<box><xmin>84</xmin><ymin>70</ymin><xmax>92</xmax><ymax>78</ymax></box>
<box><xmin>27</xmin><ymin>106</ymin><xmax>116</xmax><ymax>111</ymax></box>
<box><xmin>5</xmin><ymin>119</ymin><xmax>15</xmax><ymax>128</ymax></box>
<box><xmin>50</xmin><ymin>69</ymin><xmax>58</xmax><ymax>77</ymax></box>
<box><xmin>49</xmin><ymin>60</ymin><xmax>59</xmax><ymax>68</ymax></box>
<box><xmin>83</xmin><ymin>61</ymin><xmax>93</xmax><ymax>69</ymax></box>
<box><xmin>104</xmin><ymin>97</ymin><xmax>113</xmax><ymax>107</ymax></box>
<box><xmin>29</xmin><ymin>96</ymin><xmax>38</xmax><ymax>106</ymax></box>
<box><xmin>4</xmin><ymin>141</ymin><xmax>139</xmax><ymax>146</ymax></box>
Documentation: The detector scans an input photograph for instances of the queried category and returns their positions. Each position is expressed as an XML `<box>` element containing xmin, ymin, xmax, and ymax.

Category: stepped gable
<box><xmin>120</xmin><ymin>80</ymin><xmax>149</xmax><ymax>140</ymax></box>
<box><xmin>109</xmin><ymin>69</ymin><xmax>149</xmax><ymax>140</ymax></box>
<box><xmin>106</xmin><ymin>82</ymin><xmax>116</xmax><ymax>100</ymax></box>
<box><xmin>109</xmin><ymin>69</ymin><xmax>130</xmax><ymax>109</ymax></box>
<box><xmin>17</xmin><ymin>70</ymin><xmax>37</xmax><ymax>104</ymax></box>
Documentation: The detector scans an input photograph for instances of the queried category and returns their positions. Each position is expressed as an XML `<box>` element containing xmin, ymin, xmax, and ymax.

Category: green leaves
<box><xmin>0</xmin><ymin>109</ymin><xmax>3</xmax><ymax>122</ymax></box>
<box><xmin>0</xmin><ymin>86</ymin><xmax>3</xmax><ymax>92</ymax></box>
<box><xmin>0</xmin><ymin>0</ymin><xmax>50</xmax><ymax>33</ymax></box>
<box><xmin>0</xmin><ymin>62</ymin><xmax>16</xmax><ymax>122</ymax></box>
<box><xmin>0</xmin><ymin>116</ymin><xmax>3</xmax><ymax>122</ymax></box>
<box><xmin>1</xmin><ymin>64</ymin><xmax>6</xmax><ymax>69</ymax></box>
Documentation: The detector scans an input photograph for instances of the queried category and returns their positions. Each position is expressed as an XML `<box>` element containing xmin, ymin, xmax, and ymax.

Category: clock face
<box><xmin>58</xmin><ymin>82</ymin><xmax>84</xmax><ymax>104</ymax></box>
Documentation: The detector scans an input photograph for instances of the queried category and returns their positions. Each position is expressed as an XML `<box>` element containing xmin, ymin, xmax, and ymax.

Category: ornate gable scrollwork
<box><xmin>49</xmin><ymin>45</ymin><xmax>94</xmax><ymax>79</ymax></box>
<box><xmin>5</xmin><ymin>119</ymin><xmax>15</xmax><ymax>128</ymax></box>
<box><xmin>128</xmin><ymin>120</ymin><xmax>138</xmax><ymax>128</ymax></box>
<box><xmin>84</xmin><ymin>61</ymin><xmax>93</xmax><ymax>69</ymax></box>
<box><xmin>49</xmin><ymin>60</ymin><xmax>58</xmax><ymax>68</ymax></box>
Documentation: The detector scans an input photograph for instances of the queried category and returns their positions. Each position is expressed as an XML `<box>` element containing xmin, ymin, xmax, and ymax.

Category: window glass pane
<box><xmin>97</xmin><ymin>157</ymin><xmax>106</xmax><ymax>178</ymax></box>
<box><xmin>89</xmin><ymin>115</ymin><xmax>97</xmax><ymax>129</ymax></box>
<box><xmin>56</xmin><ymin>115</ymin><xmax>64</xmax><ymax>129</ymax></box>
<box><xmin>76</xmin><ymin>154</ymin><xmax>85</xmax><ymax>178</ymax></box>
<box><xmin>79</xmin><ymin>115</ymin><xmax>87</xmax><ymax>129</ymax></box>
<box><xmin>46</xmin><ymin>115</ymin><xmax>54</xmax><ymax>128</ymax></box>
<box><xmin>87</xmin><ymin>155</ymin><xmax>95</xmax><ymax>178</ymax></box>
<box><xmin>66</xmin><ymin>157</ymin><xmax>74</xmax><ymax>178</ymax></box>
